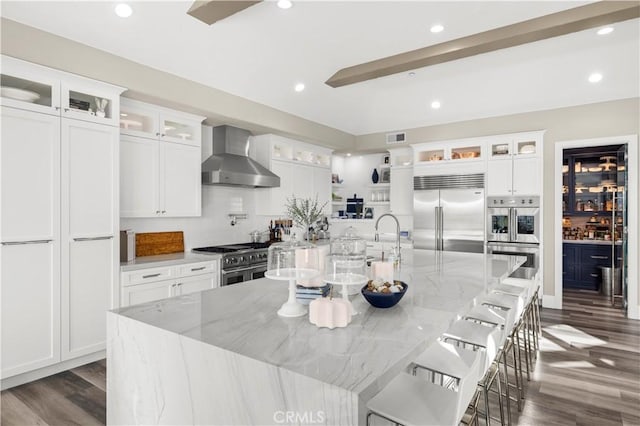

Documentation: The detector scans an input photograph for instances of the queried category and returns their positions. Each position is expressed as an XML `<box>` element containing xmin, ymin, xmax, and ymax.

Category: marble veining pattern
<box><xmin>108</xmin><ymin>249</ymin><xmax>525</xmax><ymax>425</ymax></box>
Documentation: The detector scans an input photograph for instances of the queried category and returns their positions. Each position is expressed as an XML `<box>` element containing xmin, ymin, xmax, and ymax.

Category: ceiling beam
<box><xmin>325</xmin><ymin>1</ymin><xmax>640</xmax><ymax>88</ymax></box>
<box><xmin>187</xmin><ymin>0</ymin><xmax>261</xmax><ymax>25</ymax></box>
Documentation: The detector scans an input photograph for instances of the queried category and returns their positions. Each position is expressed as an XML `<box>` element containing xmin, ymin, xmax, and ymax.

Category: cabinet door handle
<box><xmin>191</xmin><ymin>266</ymin><xmax>206</xmax><ymax>271</ymax></box>
<box><xmin>590</xmin><ymin>255</ymin><xmax>608</xmax><ymax>260</ymax></box>
<box><xmin>161</xmin><ymin>210</ymin><xmax>166</xmax><ymax>214</ymax></box>
<box><xmin>142</xmin><ymin>273</ymin><xmax>162</xmax><ymax>279</ymax></box>
<box><xmin>590</xmin><ymin>273</ymin><xmax>599</xmax><ymax>277</ymax></box>
<box><xmin>156</xmin><ymin>132</ymin><xmax>161</xmax><ymax>137</ymax></box>
<box><xmin>177</xmin><ymin>283</ymin><xmax>183</xmax><ymax>286</ymax></box>
<box><xmin>2</xmin><ymin>239</ymin><xmax>52</xmax><ymax>245</ymax></box>
<box><xmin>64</xmin><ymin>108</ymin><xmax>70</xmax><ymax>112</ymax></box>
<box><xmin>73</xmin><ymin>236</ymin><xmax>113</xmax><ymax>241</ymax></box>
<box><xmin>161</xmin><ymin>133</ymin><xmax>166</xmax><ymax>137</ymax></box>
<box><xmin>55</xmin><ymin>106</ymin><xmax>61</xmax><ymax>111</ymax></box>
<box><xmin>156</xmin><ymin>210</ymin><xmax>161</xmax><ymax>214</ymax></box>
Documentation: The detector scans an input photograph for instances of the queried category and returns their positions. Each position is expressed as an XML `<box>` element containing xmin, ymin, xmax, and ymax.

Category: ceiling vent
<box><xmin>386</xmin><ymin>132</ymin><xmax>407</xmax><ymax>145</ymax></box>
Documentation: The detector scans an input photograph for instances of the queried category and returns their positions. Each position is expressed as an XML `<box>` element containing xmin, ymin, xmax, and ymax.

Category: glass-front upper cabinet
<box><xmin>120</xmin><ymin>100</ymin><xmax>159</xmax><ymax>138</ymax></box>
<box><xmin>563</xmin><ymin>147</ymin><xmax>622</xmax><ymax>215</ymax></box>
<box><xmin>159</xmin><ymin>113</ymin><xmax>200</xmax><ymax>146</ymax></box>
<box><xmin>0</xmin><ymin>69</ymin><xmax>60</xmax><ymax>115</ymax></box>
<box><xmin>119</xmin><ymin>98</ymin><xmax>204</xmax><ymax>146</ymax></box>
<box><xmin>61</xmin><ymin>81</ymin><xmax>120</xmax><ymax>126</ymax></box>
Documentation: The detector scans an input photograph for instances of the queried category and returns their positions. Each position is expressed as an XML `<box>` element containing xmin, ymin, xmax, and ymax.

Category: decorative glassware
<box><xmin>265</xmin><ymin>239</ymin><xmax>320</xmax><ymax>317</ymax></box>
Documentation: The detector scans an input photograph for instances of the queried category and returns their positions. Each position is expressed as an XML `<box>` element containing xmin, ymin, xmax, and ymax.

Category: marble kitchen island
<box><xmin>107</xmin><ymin>249</ymin><xmax>525</xmax><ymax>425</ymax></box>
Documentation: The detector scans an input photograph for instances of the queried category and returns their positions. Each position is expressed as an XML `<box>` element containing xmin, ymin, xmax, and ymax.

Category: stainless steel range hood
<box><xmin>202</xmin><ymin>125</ymin><xmax>280</xmax><ymax>188</ymax></box>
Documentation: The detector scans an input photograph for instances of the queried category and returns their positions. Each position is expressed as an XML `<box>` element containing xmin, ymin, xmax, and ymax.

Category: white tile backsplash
<box><xmin>120</xmin><ymin>185</ymin><xmax>260</xmax><ymax>249</ymax></box>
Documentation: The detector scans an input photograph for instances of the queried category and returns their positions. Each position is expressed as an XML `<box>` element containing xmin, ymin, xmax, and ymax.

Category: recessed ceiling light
<box><xmin>114</xmin><ymin>3</ymin><xmax>132</xmax><ymax>18</ymax></box>
<box><xmin>431</xmin><ymin>100</ymin><xmax>441</xmax><ymax>109</ymax></box>
<box><xmin>588</xmin><ymin>72</ymin><xmax>603</xmax><ymax>83</ymax></box>
<box><xmin>294</xmin><ymin>83</ymin><xmax>305</xmax><ymax>92</ymax></box>
<box><xmin>408</xmin><ymin>71</ymin><xmax>416</xmax><ymax>77</ymax></box>
<box><xmin>430</xmin><ymin>24</ymin><xmax>444</xmax><ymax>33</ymax></box>
<box><xmin>277</xmin><ymin>0</ymin><xmax>292</xmax><ymax>9</ymax></box>
<box><xmin>597</xmin><ymin>27</ymin><xmax>614</xmax><ymax>35</ymax></box>
<box><xmin>346</xmin><ymin>153</ymin><xmax>351</xmax><ymax>157</ymax></box>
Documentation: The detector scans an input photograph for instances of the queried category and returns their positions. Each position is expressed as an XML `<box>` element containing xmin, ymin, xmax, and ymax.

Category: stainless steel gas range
<box><xmin>192</xmin><ymin>242</ymin><xmax>269</xmax><ymax>286</ymax></box>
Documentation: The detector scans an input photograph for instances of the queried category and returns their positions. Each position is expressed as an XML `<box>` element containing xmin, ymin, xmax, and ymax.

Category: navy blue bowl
<box><xmin>361</xmin><ymin>282</ymin><xmax>408</xmax><ymax>308</ymax></box>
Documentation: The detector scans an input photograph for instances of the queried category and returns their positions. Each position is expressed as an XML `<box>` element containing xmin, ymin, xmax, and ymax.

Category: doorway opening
<box><xmin>554</xmin><ymin>135</ymin><xmax>638</xmax><ymax>319</ymax></box>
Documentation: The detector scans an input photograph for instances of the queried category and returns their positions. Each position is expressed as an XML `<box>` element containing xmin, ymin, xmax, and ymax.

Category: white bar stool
<box><xmin>366</xmin><ymin>371</ymin><xmax>476</xmax><ymax>426</ymax></box>
<box><xmin>465</xmin><ymin>304</ymin><xmax>522</xmax><ymax>422</ymax></box>
<box><xmin>411</xmin><ymin>340</ymin><xmax>483</xmax><ymax>422</ymax></box>
<box><xmin>441</xmin><ymin>320</ymin><xmax>505</xmax><ymax>426</ymax></box>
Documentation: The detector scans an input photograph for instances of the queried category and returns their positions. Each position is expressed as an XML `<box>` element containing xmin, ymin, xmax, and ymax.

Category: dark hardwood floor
<box><xmin>1</xmin><ymin>290</ymin><xmax>638</xmax><ymax>425</ymax></box>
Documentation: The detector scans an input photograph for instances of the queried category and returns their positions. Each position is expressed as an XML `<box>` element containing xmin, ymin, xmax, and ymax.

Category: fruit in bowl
<box><xmin>361</xmin><ymin>279</ymin><xmax>408</xmax><ymax>308</ymax></box>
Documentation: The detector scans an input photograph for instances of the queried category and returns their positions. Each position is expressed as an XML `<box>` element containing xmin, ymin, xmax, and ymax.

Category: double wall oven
<box><xmin>193</xmin><ymin>243</ymin><xmax>268</xmax><ymax>286</ymax></box>
<box><xmin>487</xmin><ymin>196</ymin><xmax>540</xmax><ymax>279</ymax></box>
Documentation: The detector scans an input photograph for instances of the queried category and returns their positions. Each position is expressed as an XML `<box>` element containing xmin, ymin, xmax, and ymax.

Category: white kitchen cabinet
<box><xmin>64</xmin><ymin>237</ymin><xmax>115</xmax><ymax>359</ymax></box>
<box><xmin>122</xmin><ymin>279</ymin><xmax>175</xmax><ymax>307</ymax></box>
<box><xmin>120</xmin><ymin>259</ymin><xmax>219</xmax><ymax>307</ymax></box>
<box><xmin>252</xmin><ymin>134</ymin><xmax>333</xmax><ymax>216</ymax></box>
<box><xmin>62</xmin><ymin>119</ymin><xmax>118</xmax><ymax>236</ymax></box>
<box><xmin>0</xmin><ymin>56</ymin><xmax>124</xmax><ymax>385</ymax></box>
<box><xmin>120</xmin><ymin>136</ymin><xmax>159</xmax><ymax>216</ymax></box>
<box><xmin>162</xmin><ymin>141</ymin><xmax>202</xmax><ymax>216</ymax></box>
<box><xmin>486</xmin><ymin>132</ymin><xmax>543</xmax><ymax>196</ymax></box>
<box><xmin>119</xmin><ymin>100</ymin><xmax>204</xmax><ymax>218</ymax></box>
<box><xmin>413</xmin><ymin>139</ymin><xmax>485</xmax><ymax>165</ymax></box>
<box><xmin>1</xmin><ymin>242</ymin><xmax>61</xmax><ymax>378</ymax></box>
<box><xmin>1</xmin><ymin>106</ymin><xmax>61</xmax><ymax>379</ymax></box>
<box><xmin>61</xmin><ymin>118</ymin><xmax>118</xmax><ymax>360</ymax></box>
<box><xmin>0</xmin><ymin>107</ymin><xmax>60</xmax><ymax>240</ymax></box>
<box><xmin>120</xmin><ymin>135</ymin><xmax>201</xmax><ymax>217</ymax></box>
<box><xmin>120</xmin><ymin>98</ymin><xmax>203</xmax><ymax>147</ymax></box>
<box><xmin>390</xmin><ymin>166</ymin><xmax>414</xmax><ymax>215</ymax></box>
<box><xmin>177</xmin><ymin>274</ymin><xmax>217</xmax><ymax>295</ymax></box>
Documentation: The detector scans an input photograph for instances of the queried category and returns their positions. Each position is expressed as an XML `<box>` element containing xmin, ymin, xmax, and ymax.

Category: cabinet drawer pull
<box><xmin>74</xmin><ymin>236</ymin><xmax>113</xmax><ymax>241</ymax></box>
<box><xmin>2</xmin><ymin>239</ymin><xmax>52</xmax><ymax>245</ymax></box>
<box><xmin>191</xmin><ymin>266</ymin><xmax>206</xmax><ymax>271</ymax></box>
<box><xmin>590</xmin><ymin>273</ymin><xmax>599</xmax><ymax>278</ymax></box>
<box><xmin>142</xmin><ymin>273</ymin><xmax>162</xmax><ymax>279</ymax></box>
<box><xmin>590</xmin><ymin>255</ymin><xmax>608</xmax><ymax>260</ymax></box>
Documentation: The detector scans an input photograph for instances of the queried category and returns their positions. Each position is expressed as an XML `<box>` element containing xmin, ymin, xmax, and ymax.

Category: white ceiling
<box><xmin>2</xmin><ymin>1</ymin><xmax>638</xmax><ymax>136</ymax></box>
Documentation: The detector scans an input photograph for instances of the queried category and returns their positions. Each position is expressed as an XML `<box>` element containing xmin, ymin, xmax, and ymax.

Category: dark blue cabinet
<box><xmin>563</xmin><ymin>243</ymin><xmax>619</xmax><ymax>291</ymax></box>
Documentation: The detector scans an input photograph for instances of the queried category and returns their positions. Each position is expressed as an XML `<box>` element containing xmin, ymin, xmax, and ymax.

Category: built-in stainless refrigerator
<box><xmin>413</xmin><ymin>174</ymin><xmax>485</xmax><ymax>253</ymax></box>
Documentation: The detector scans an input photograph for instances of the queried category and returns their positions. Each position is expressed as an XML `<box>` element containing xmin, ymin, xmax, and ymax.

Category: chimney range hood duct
<box><xmin>202</xmin><ymin>125</ymin><xmax>280</xmax><ymax>188</ymax></box>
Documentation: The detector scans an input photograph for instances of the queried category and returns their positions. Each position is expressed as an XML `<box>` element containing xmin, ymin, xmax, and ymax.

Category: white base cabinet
<box><xmin>120</xmin><ymin>260</ymin><xmax>219</xmax><ymax>307</ymax></box>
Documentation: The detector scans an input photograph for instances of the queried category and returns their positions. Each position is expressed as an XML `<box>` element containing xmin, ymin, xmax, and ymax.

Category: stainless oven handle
<box><xmin>222</xmin><ymin>264</ymin><xmax>266</xmax><ymax>275</ymax></box>
<box><xmin>510</xmin><ymin>208</ymin><xmax>517</xmax><ymax>242</ymax></box>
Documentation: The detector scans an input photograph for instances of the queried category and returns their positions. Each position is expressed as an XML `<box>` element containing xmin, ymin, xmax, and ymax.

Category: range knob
<box><xmin>529</xmin><ymin>199</ymin><xmax>533</xmax><ymax>204</ymax></box>
<box><xmin>229</xmin><ymin>257</ymin><xmax>239</xmax><ymax>264</ymax></box>
<box><xmin>248</xmin><ymin>254</ymin><xmax>256</xmax><ymax>262</ymax></box>
<box><xmin>237</xmin><ymin>256</ymin><xmax>246</xmax><ymax>264</ymax></box>
<box><xmin>499</xmin><ymin>199</ymin><xmax>504</xmax><ymax>204</ymax></box>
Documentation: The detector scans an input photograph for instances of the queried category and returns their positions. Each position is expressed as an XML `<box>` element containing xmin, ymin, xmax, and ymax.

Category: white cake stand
<box><xmin>324</xmin><ymin>273</ymin><xmax>368</xmax><ymax>315</ymax></box>
<box><xmin>265</xmin><ymin>268</ymin><xmax>320</xmax><ymax>317</ymax></box>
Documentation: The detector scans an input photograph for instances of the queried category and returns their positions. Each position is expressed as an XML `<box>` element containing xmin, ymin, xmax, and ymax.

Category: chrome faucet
<box><xmin>374</xmin><ymin>213</ymin><xmax>401</xmax><ymax>264</ymax></box>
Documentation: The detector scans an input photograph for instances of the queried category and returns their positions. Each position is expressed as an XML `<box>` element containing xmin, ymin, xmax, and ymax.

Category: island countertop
<box><xmin>108</xmin><ymin>249</ymin><xmax>525</xmax><ymax>425</ymax></box>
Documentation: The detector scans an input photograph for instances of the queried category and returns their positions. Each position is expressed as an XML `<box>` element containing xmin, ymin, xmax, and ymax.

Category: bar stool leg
<box><xmin>501</xmin><ymin>348</ymin><xmax>512</xmax><ymax>425</ymax></box>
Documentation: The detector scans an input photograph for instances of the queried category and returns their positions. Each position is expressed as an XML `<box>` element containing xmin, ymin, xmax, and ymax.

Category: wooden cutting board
<box><xmin>135</xmin><ymin>231</ymin><xmax>184</xmax><ymax>257</ymax></box>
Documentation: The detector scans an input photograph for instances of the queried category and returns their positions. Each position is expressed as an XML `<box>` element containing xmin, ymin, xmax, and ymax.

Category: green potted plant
<box><xmin>285</xmin><ymin>195</ymin><xmax>328</xmax><ymax>241</ymax></box>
